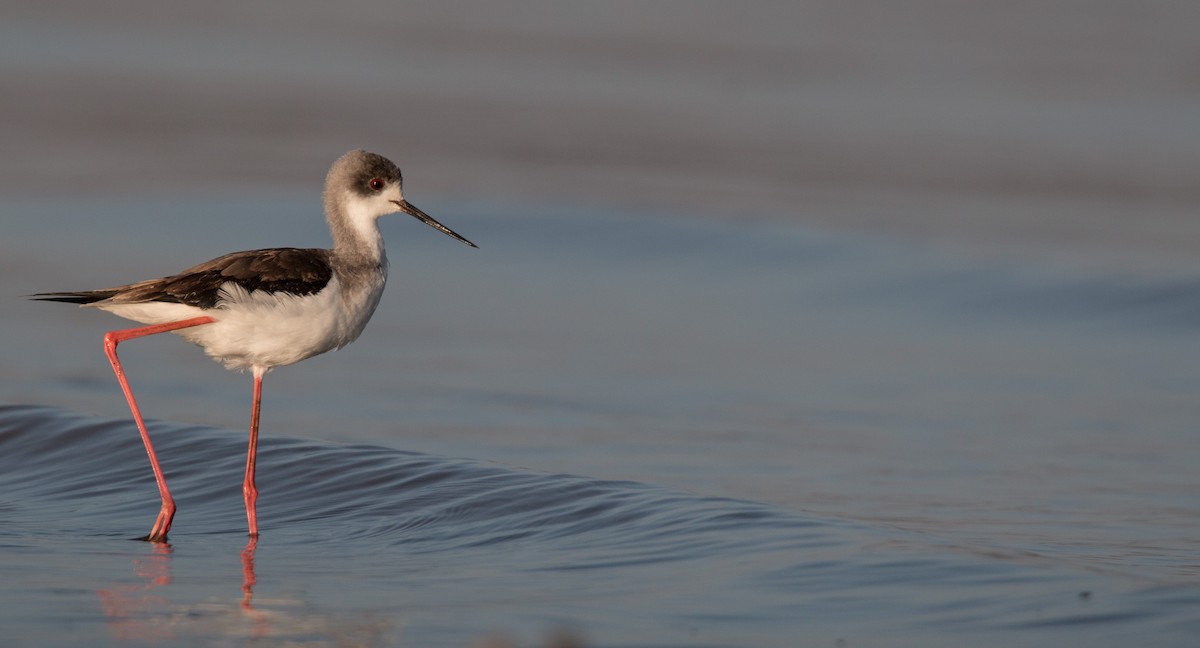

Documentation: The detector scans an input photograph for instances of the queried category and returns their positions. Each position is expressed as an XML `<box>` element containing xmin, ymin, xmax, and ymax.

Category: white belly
<box><xmin>93</xmin><ymin>273</ymin><xmax>386</xmax><ymax>372</ymax></box>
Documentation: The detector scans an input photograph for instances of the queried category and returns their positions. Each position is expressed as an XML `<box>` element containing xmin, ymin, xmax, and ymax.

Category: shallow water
<box><xmin>0</xmin><ymin>404</ymin><xmax>1193</xmax><ymax>648</ymax></box>
<box><xmin>2</xmin><ymin>196</ymin><xmax>1199</xmax><ymax>646</ymax></box>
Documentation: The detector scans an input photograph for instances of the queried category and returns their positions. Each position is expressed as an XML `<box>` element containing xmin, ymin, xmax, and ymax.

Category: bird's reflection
<box><xmin>96</xmin><ymin>542</ymin><xmax>174</xmax><ymax>642</ymax></box>
<box><xmin>239</xmin><ymin>536</ymin><xmax>272</xmax><ymax>639</ymax></box>
<box><xmin>97</xmin><ymin>537</ymin><xmax>394</xmax><ymax>644</ymax></box>
<box><xmin>97</xmin><ymin>538</ymin><xmax>269</xmax><ymax>642</ymax></box>
<box><xmin>241</xmin><ymin>535</ymin><xmax>258</xmax><ymax>610</ymax></box>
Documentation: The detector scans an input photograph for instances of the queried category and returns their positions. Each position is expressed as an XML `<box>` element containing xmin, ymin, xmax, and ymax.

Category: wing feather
<box><xmin>32</xmin><ymin>248</ymin><xmax>334</xmax><ymax>309</ymax></box>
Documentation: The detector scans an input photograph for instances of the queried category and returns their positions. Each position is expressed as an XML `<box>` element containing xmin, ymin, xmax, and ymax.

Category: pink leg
<box><xmin>243</xmin><ymin>367</ymin><xmax>265</xmax><ymax>537</ymax></box>
<box><xmin>103</xmin><ymin>316</ymin><xmax>216</xmax><ymax>542</ymax></box>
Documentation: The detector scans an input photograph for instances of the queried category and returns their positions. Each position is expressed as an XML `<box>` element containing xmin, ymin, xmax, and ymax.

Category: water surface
<box><xmin>1</xmin><ymin>198</ymin><xmax>1198</xmax><ymax>646</ymax></box>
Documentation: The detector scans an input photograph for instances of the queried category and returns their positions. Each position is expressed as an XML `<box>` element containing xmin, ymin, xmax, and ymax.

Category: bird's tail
<box><xmin>29</xmin><ymin>290</ymin><xmax>119</xmax><ymax>304</ymax></box>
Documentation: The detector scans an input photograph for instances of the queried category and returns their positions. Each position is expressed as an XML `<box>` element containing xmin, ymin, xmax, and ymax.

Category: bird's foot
<box><xmin>140</xmin><ymin>503</ymin><xmax>175</xmax><ymax>543</ymax></box>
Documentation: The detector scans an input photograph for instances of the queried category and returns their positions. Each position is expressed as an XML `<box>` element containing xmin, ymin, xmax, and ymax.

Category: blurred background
<box><xmin>4</xmin><ymin>1</ymin><xmax>1199</xmax><ymax>270</ymax></box>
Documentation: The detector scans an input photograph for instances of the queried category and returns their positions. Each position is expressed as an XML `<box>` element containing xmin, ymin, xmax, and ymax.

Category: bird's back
<box><xmin>33</xmin><ymin>248</ymin><xmax>334</xmax><ymax>309</ymax></box>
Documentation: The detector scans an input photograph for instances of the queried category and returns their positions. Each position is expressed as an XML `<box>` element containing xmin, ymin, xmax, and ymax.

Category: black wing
<box><xmin>32</xmin><ymin>248</ymin><xmax>334</xmax><ymax>309</ymax></box>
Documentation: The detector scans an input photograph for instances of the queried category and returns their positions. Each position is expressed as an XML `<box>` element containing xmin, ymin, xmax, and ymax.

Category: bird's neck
<box><xmin>326</xmin><ymin>193</ymin><xmax>386</xmax><ymax>266</ymax></box>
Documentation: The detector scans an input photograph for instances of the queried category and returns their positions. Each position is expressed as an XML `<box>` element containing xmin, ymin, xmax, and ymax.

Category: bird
<box><xmin>32</xmin><ymin>149</ymin><xmax>476</xmax><ymax>542</ymax></box>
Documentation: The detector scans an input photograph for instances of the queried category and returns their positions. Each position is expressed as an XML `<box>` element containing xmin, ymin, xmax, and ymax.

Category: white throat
<box><xmin>335</xmin><ymin>190</ymin><xmax>389</xmax><ymax>261</ymax></box>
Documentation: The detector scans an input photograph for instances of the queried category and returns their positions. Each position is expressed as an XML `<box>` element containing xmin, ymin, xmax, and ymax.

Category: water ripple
<box><xmin>2</xmin><ymin>404</ymin><xmax>1198</xmax><ymax>647</ymax></box>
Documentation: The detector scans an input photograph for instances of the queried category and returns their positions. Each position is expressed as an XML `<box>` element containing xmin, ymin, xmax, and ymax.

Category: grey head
<box><xmin>323</xmin><ymin>150</ymin><xmax>477</xmax><ymax>252</ymax></box>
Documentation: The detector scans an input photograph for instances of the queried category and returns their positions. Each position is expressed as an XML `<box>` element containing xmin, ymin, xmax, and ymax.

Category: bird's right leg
<box><xmin>102</xmin><ymin>316</ymin><xmax>215</xmax><ymax>542</ymax></box>
<box><xmin>243</xmin><ymin>368</ymin><xmax>265</xmax><ymax>538</ymax></box>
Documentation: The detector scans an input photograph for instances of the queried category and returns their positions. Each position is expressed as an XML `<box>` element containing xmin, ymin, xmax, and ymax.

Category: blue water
<box><xmin>1</xmin><ymin>196</ymin><xmax>1199</xmax><ymax>646</ymax></box>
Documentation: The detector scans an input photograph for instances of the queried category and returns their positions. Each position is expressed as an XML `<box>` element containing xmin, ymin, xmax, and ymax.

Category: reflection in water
<box><xmin>239</xmin><ymin>537</ymin><xmax>271</xmax><ymax>640</ymax></box>
<box><xmin>96</xmin><ymin>538</ymin><xmax>394</xmax><ymax>645</ymax></box>
<box><xmin>241</xmin><ymin>536</ymin><xmax>257</xmax><ymax>611</ymax></box>
<box><xmin>96</xmin><ymin>542</ymin><xmax>173</xmax><ymax>643</ymax></box>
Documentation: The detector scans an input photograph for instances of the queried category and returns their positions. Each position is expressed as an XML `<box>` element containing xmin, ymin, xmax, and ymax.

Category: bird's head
<box><xmin>325</xmin><ymin>150</ymin><xmax>477</xmax><ymax>249</ymax></box>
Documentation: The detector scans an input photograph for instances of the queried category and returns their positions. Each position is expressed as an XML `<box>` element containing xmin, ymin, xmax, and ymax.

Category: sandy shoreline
<box><xmin>3</xmin><ymin>2</ymin><xmax>1199</xmax><ymax>272</ymax></box>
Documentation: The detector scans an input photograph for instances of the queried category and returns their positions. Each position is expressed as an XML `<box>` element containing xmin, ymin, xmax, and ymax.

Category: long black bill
<box><xmin>393</xmin><ymin>200</ymin><xmax>477</xmax><ymax>248</ymax></box>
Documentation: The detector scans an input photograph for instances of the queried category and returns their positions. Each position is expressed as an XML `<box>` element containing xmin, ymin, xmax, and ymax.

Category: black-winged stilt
<box><xmin>33</xmin><ymin>150</ymin><xmax>476</xmax><ymax>542</ymax></box>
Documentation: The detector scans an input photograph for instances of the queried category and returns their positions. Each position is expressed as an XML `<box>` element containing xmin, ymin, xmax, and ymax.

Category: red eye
<box><xmin>368</xmin><ymin>178</ymin><xmax>384</xmax><ymax>191</ymax></box>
